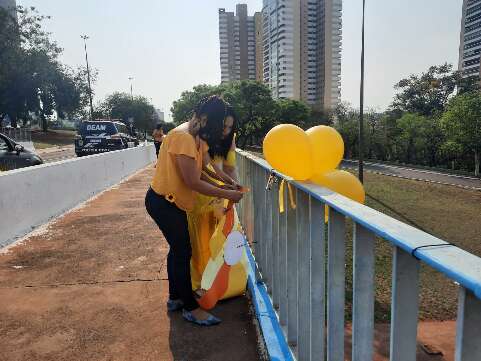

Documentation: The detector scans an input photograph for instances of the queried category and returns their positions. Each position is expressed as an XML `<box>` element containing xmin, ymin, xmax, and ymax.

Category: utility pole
<box><xmin>358</xmin><ymin>0</ymin><xmax>366</xmax><ymax>183</ymax></box>
<box><xmin>81</xmin><ymin>35</ymin><xmax>94</xmax><ymax>121</ymax></box>
<box><xmin>128</xmin><ymin>77</ymin><xmax>134</xmax><ymax>100</ymax></box>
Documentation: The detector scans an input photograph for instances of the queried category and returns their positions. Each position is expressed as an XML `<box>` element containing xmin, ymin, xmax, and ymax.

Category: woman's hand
<box><xmin>224</xmin><ymin>189</ymin><xmax>244</xmax><ymax>203</ymax></box>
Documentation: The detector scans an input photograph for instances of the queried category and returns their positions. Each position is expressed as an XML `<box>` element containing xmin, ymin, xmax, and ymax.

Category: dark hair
<box><xmin>155</xmin><ymin>123</ymin><xmax>164</xmax><ymax>131</ymax></box>
<box><xmin>194</xmin><ymin>95</ymin><xmax>226</xmax><ymax>143</ymax></box>
<box><xmin>208</xmin><ymin>104</ymin><xmax>237</xmax><ymax>160</ymax></box>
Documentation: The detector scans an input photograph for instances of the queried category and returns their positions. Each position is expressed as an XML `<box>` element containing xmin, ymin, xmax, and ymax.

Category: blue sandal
<box><xmin>167</xmin><ymin>299</ymin><xmax>184</xmax><ymax>312</ymax></box>
<box><xmin>182</xmin><ymin>309</ymin><xmax>221</xmax><ymax>326</ymax></box>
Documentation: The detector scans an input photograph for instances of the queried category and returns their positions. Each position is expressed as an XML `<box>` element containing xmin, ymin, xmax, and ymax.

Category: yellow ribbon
<box><xmin>279</xmin><ymin>179</ymin><xmax>296</xmax><ymax>213</ymax></box>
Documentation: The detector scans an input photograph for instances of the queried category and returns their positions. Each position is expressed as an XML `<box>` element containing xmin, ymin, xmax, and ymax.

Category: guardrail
<box><xmin>236</xmin><ymin>149</ymin><xmax>481</xmax><ymax>361</ymax></box>
<box><xmin>1</xmin><ymin>127</ymin><xmax>32</xmax><ymax>143</ymax></box>
<box><xmin>0</xmin><ymin>144</ymin><xmax>156</xmax><ymax>248</ymax></box>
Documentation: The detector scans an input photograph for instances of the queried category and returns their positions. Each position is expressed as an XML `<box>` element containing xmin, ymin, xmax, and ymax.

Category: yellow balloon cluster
<box><xmin>263</xmin><ymin>124</ymin><xmax>313</xmax><ymax>180</ymax></box>
<box><xmin>263</xmin><ymin>124</ymin><xmax>366</xmax><ymax>221</ymax></box>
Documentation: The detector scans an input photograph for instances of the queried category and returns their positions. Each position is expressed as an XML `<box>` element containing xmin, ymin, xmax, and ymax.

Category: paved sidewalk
<box><xmin>0</xmin><ymin>167</ymin><xmax>260</xmax><ymax>361</ymax></box>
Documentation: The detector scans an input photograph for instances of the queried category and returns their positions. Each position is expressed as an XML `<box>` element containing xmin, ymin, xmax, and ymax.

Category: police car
<box><xmin>75</xmin><ymin>121</ymin><xmax>139</xmax><ymax>157</ymax></box>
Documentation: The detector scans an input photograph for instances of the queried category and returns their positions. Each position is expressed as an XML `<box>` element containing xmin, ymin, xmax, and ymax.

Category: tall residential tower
<box><xmin>262</xmin><ymin>0</ymin><xmax>342</xmax><ymax>111</ymax></box>
<box><xmin>219</xmin><ymin>4</ymin><xmax>262</xmax><ymax>82</ymax></box>
<box><xmin>0</xmin><ymin>0</ymin><xmax>16</xmax><ymax>19</ymax></box>
<box><xmin>459</xmin><ymin>0</ymin><xmax>481</xmax><ymax>78</ymax></box>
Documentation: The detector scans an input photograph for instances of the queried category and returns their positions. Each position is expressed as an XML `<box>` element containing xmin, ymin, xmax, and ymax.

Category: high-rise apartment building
<box><xmin>219</xmin><ymin>4</ymin><xmax>262</xmax><ymax>82</ymax></box>
<box><xmin>262</xmin><ymin>0</ymin><xmax>342</xmax><ymax>110</ymax></box>
<box><xmin>0</xmin><ymin>0</ymin><xmax>17</xmax><ymax>19</ymax></box>
<box><xmin>458</xmin><ymin>0</ymin><xmax>481</xmax><ymax>78</ymax></box>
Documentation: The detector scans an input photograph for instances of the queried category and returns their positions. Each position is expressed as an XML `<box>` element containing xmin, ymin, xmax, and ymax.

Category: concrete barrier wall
<box><xmin>0</xmin><ymin>144</ymin><xmax>156</xmax><ymax>247</ymax></box>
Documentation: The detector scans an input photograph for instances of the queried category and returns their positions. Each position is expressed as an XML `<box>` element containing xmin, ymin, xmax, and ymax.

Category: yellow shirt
<box><xmin>151</xmin><ymin>129</ymin><xmax>203</xmax><ymax>211</ymax></box>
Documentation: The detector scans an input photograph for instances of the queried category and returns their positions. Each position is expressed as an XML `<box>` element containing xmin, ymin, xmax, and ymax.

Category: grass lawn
<box><xmin>344</xmin><ymin>171</ymin><xmax>481</xmax><ymax>321</ymax></box>
<box><xmin>246</xmin><ymin>150</ymin><xmax>481</xmax><ymax>320</ymax></box>
<box><xmin>31</xmin><ymin>129</ymin><xmax>76</xmax><ymax>149</ymax></box>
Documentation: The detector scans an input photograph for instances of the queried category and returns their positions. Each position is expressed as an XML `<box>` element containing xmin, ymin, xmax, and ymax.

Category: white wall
<box><xmin>0</xmin><ymin>144</ymin><xmax>156</xmax><ymax>248</ymax></box>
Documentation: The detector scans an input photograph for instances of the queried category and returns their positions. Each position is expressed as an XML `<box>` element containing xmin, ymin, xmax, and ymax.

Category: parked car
<box><xmin>0</xmin><ymin>132</ymin><xmax>43</xmax><ymax>171</ymax></box>
<box><xmin>74</xmin><ymin>121</ymin><xmax>139</xmax><ymax>157</ymax></box>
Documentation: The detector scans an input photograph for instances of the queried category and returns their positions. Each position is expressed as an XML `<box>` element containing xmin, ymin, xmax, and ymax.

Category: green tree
<box><xmin>441</xmin><ymin>92</ymin><xmax>481</xmax><ymax>175</ymax></box>
<box><xmin>98</xmin><ymin>92</ymin><xmax>156</xmax><ymax>132</ymax></box>
<box><xmin>276</xmin><ymin>99</ymin><xmax>311</xmax><ymax>129</ymax></box>
<box><xmin>0</xmin><ymin>6</ymin><xmax>91</xmax><ymax>130</ymax></box>
<box><xmin>392</xmin><ymin>63</ymin><xmax>460</xmax><ymax>117</ymax></box>
<box><xmin>396</xmin><ymin>113</ymin><xmax>429</xmax><ymax>164</ymax></box>
<box><xmin>170</xmin><ymin>81</ymin><xmax>280</xmax><ymax>148</ymax></box>
<box><xmin>221</xmin><ymin>81</ymin><xmax>278</xmax><ymax>148</ymax></box>
<box><xmin>171</xmin><ymin>84</ymin><xmax>218</xmax><ymax>124</ymax></box>
<box><xmin>333</xmin><ymin>103</ymin><xmax>359</xmax><ymax>158</ymax></box>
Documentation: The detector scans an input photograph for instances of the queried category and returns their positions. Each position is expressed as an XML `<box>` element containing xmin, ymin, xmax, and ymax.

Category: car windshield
<box><xmin>115</xmin><ymin>123</ymin><xmax>129</xmax><ymax>135</ymax></box>
<box><xmin>78</xmin><ymin>122</ymin><xmax>117</xmax><ymax>136</ymax></box>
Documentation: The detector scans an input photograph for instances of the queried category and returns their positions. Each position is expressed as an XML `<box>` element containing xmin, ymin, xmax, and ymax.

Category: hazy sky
<box><xmin>17</xmin><ymin>0</ymin><xmax>463</xmax><ymax>121</ymax></box>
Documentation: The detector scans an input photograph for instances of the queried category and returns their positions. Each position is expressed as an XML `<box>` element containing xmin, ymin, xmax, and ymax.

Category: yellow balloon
<box><xmin>310</xmin><ymin>170</ymin><xmax>365</xmax><ymax>204</ymax></box>
<box><xmin>306</xmin><ymin>126</ymin><xmax>344</xmax><ymax>175</ymax></box>
<box><xmin>263</xmin><ymin>124</ymin><xmax>313</xmax><ymax>180</ymax></box>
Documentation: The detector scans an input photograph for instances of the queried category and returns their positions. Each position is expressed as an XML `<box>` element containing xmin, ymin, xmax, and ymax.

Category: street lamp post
<box><xmin>128</xmin><ymin>77</ymin><xmax>134</xmax><ymax>100</ymax></box>
<box><xmin>81</xmin><ymin>35</ymin><xmax>94</xmax><ymax>121</ymax></box>
<box><xmin>358</xmin><ymin>0</ymin><xmax>366</xmax><ymax>183</ymax></box>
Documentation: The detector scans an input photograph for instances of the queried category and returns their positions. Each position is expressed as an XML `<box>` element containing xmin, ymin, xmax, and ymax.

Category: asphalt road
<box><xmin>37</xmin><ymin>145</ymin><xmax>76</xmax><ymax>163</ymax></box>
<box><xmin>342</xmin><ymin>159</ymin><xmax>481</xmax><ymax>191</ymax></box>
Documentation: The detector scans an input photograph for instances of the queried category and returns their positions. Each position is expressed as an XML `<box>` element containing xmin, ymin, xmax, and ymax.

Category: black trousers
<box><xmin>145</xmin><ymin>187</ymin><xmax>198</xmax><ymax>311</ymax></box>
<box><xmin>154</xmin><ymin>142</ymin><xmax>161</xmax><ymax>158</ymax></box>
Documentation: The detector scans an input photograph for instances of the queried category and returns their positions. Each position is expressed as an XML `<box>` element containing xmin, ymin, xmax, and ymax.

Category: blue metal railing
<box><xmin>237</xmin><ymin>149</ymin><xmax>481</xmax><ymax>361</ymax></box>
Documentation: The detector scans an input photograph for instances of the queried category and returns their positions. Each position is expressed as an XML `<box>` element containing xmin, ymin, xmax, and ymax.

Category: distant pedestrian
<box><xmin>153</xmin><ymin>124</ymin><xmax>165</xmax><ymax>158</ymax></box>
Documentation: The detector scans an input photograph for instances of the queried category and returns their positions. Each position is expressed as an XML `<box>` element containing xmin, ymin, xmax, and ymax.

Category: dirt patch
<box><xmin>0</xmin><ymin>167</ymin><xmax>260</xmax><ymax>361</ymax></box>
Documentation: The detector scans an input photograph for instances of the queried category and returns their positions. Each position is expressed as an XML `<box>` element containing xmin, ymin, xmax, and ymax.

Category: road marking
<box><xmin>342</xmin><ymin>159</ymin><xmax>480</xmax><ymax>181</ymax></box>
<box><xmin>341</xmin><ymin>165</ymin><xmax>481</xmax><ymax>192</ymax></box>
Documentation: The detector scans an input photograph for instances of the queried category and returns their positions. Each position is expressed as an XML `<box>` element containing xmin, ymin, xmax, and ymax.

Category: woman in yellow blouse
<box><xmin>188</xmin><ymin>105</ymin><xmax>242</xmax><ymax>296</ymax></box>
<box><xmin>145</xmin><ymin>96</ymin><xmax>244</xmax><ymax>326</ymax></box>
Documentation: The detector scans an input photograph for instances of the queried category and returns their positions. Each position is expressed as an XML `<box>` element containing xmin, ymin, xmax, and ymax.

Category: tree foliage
<box><xmin>442</xmin><ymin>92</ymin><xmax>481</xmax><ymax>175</ymax></box>
<box><xmin>96</xmin><ymin>92</ymin><xmax>156</xmax><ymax>132</ymax></box>
<box><xmin>392</xmin><ymin>64</ymin><xmax>461</xmax><ymax>117</ymax></box>
<box><xmin>171</xmin><ymin>80</ymin><xmax>316</xmax><ymax>148</ymax></box>
<box><xmin>170</xmin><ymin>63</ymin><xmax>481</xmax><ymax>175</ymax></box>
<box><xmin>0</xmin><ymin>6</ymin><xmax>92</xmax><ymax>130</ymax></box>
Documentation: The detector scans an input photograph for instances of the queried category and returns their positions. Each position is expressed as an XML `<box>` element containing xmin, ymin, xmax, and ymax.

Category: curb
<box><xmin>245</xmin><ymin>243</ymin><xmax>293</xmax><ymax>361</ymax></box>
<box><xmin>342</xmin><ymin>165</ymin><xmax>481</xmax><ymax>192</ymax></box>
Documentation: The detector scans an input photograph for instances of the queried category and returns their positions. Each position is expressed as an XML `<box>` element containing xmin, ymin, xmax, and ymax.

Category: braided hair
<box><xmin>194</xmin><ymin>95</ymin><xmax>227</xmax><ymax>143</ymax></box>
<box><xmin>207</xmin><ymin>104</ymin><xmax>237</xmax><ymax>160</ymax></box>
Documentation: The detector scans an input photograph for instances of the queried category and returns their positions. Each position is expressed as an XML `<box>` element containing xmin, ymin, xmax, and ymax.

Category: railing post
<box><xmin>287</xmin><ymin>185</ymin><xmax>298</xmax><ymax>347</ymax></box>
<box><xmin>352</xmin><ymin>223</ymin><xmax>375</xmax><ymax>361</ymax></box>
<box><xmin>327</xmin><ymin>208</ymin><xmax>346</xmax><ymax>361</ymax></box>
<box><xmin>455</xmin><ymin>287</ymin><xmax>481</xmax><ymax>361</ymax></box>
<box><xmin>252</xmin><ymin>164</ymin><xmax>263</xmax><ymax>281</ymax></box>
<box><xmin>245</xmin><ymin>157</ymin><xmax>254</xmax><ymax>244</ymax></box>
<box><xmin>272</xmin><ymin>179</ymin><xmax>280</xmax><ymax>308</ymax></box>
<box><xmin>390</xmin><ymin>246</ymin><xmax>420</xmax><ymax>361</ymax></box>
<box><xmin>310</xmin><ymin>199</ymin><xmax>326</xmax><ymax>361</ymax></box>
<box><xmin>265</xmin><ymin>175</ymin><xmax>273</xmax><ymax>292</ymax></box>
<box><xmin>279</xmin><ymin>180</ymin><xmax>288</xmax><ymax>326</ymax></box>
<box><xmin>297</xmin><ymin>191</ymin><xmax>311</xmax><ymax>360</ymax></box>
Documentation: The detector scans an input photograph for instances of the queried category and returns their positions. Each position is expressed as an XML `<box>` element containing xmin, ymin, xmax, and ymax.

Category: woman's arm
<box><xmin>222</xmin><ymin>165</ymin><xmax>238</xmax><ymax>183</ymax></box>
<box><xmin>211</xmin><ymin>162</ymin><xmax>237</xmax><ymax>186</ymax></box>
<box><xmin>176</xmin><ymin>155</ymin><xmax>243</xmax><ymax>202</ymax></box>
<box><xmin>223</xmin><ymin>137</ymin><xmax>238</xmax><ymax>182</ymax></box>
<box><xmin>202</xmin><ymin>151</ymin><xmax>234</xmax><ymax>185</ymax></box>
